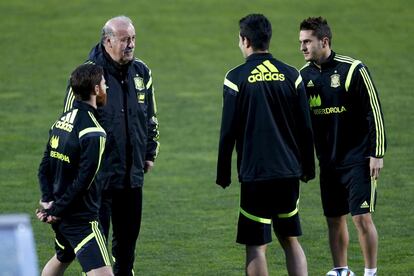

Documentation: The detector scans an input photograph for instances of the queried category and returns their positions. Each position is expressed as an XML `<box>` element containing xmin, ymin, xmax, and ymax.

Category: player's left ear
<box><xmin>321</xmin><ymin>37</ymin><xmax>330</xmax><ymax>48</ymax></box>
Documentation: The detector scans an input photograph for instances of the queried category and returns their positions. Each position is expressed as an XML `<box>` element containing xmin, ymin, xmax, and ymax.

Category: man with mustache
<box><xmin>63</xmin><ymin>16</ymin><xmax>160</xmax><ymax>275</ymax></box>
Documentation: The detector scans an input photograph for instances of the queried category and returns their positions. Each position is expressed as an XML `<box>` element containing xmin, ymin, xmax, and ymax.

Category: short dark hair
<box><xmin>300</xmin><ymin>17</ymin><xmax>332</xmax><ymax>46</ymax></box>
<box><xmin>239</xmin><ymin>14</ymin><xmax>272</xmax><ymax>51</ymax></box>
<box><xmin>70</xmin><ymin>64</ymin><xmax>104</xmax><ymax>101</ymax></box>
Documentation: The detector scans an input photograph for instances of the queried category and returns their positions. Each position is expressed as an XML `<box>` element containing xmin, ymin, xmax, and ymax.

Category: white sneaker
<box><xmin>326</xmin><ymin>268</ymin><xmax>355</xmax><ymax>276</ymax></box>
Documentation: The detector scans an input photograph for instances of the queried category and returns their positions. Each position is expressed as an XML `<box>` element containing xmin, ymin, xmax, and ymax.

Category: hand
<box><xmin>35</xmin><ymin>208</ymin><xmax>48</xmax><ymax>222</ymax></box>
<box><xmin>144</xmin><ymin>160</ymin><xmax>154</xmax><ymax>173</ymax></box>
<box><xmin>369</xmin><ymin>157</ymin><xmax>384</xmax><ymax>179</ymax></box>
<box><xmin>300</xmin><ymin>171</ymin><xmax>315</xmax><ymax>183</ymax></box>
<box><xmin>45</xmin><ymin>215</ymin><xmax>61</xmax><ymax>224</ymax></box>
<box><xmin>300</xmin><ymin>175</ymin><xmax>310</xmax><ymax>183</ymax></box>
<box><xmin>36</xmin><ymin>200</ymin><xmax>60</xmax><ymax>224</ymax></box>
<box><xmin>36</xmin><ymin>200</ymin><xmax>53</xmax><ymax>222</ymax></box>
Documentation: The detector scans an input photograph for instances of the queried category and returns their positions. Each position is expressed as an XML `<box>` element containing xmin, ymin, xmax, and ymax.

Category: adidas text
<box><xmin>248</xmin><ymin>72</ymin><xmax>285</xmax><ymax>83</ymax></box>
<box><xmin>55</xmin><ymin>121</ymin><xmax>73</xmax><ymax>132</ymax></box>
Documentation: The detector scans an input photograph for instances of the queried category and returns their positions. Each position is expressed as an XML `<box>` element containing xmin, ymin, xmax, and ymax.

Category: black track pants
<box><xmin>99</xmin><ymin>187</ymin><xmax>142</xmax><ymax>276</ymax></box>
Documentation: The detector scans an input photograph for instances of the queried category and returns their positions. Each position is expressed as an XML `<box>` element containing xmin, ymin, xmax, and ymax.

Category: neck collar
<box><xmin>246</xmin><ymin>52</ymin><xmax>273</xmax><ymax>62</ymax></box>
<box><xmin>313</xmin><ymin>51</ymin><xmax>336</xmax><ymax>69</ymax></box>
<box><xmin>101</xmin><ymin>44</ymin><xmax>131</xmax><ymax>72</ymax></box>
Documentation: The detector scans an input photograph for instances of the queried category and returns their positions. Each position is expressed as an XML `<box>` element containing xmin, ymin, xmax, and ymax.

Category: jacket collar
<box><xmin>73</xmin><ymin>100</ymin><xmax>98</xmax><ymax>116</ymax></box>
<box><xmin>311</xmin><ymin>50</ymin><xmax>336</xmax><ymax>69</ymax></box>
<box><xmin>88</xmin><ymin>43</ymin><xmax>131</xmax><ymax>76</ymax></box>
<box><xmin>246</xmin><ymin>52</ymin><xmax>273</xmax><ymax>62</ymax></box>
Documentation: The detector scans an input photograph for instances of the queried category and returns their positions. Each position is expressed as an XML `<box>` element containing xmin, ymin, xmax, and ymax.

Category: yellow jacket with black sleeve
<box><xmin>38</xmin><ymin>100</ymin><xmax>106</xmax><ymax>222</ymax></box>
<box><xmin>300</xmin><ymin>51</ymin><xmax>386</xmax><ymax>169</ymax></box>
<box><xmin>216</xmin><ymin>53</ymin><xmax>315</xmax><ymax>187</ymax></box>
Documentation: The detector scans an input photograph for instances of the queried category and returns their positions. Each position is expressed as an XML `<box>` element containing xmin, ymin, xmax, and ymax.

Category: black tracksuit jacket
<box><xmin>38</xmin><ymin>101</ymin><xmax>106</xmax><ymax>221</ymax></box>
<box><xmin>63</xmin><ymin>44</ymin><xmax>159</xmax><ymax>189</ymax></box>
<box><xmin>216</xmin><ymin>53</ymin><xmax>315</xmax><ymax>186</ymax></box>
<box><xmin>300</xmin><ymin>52</ymin><xmax>386</xmax><ymax>168</ymax></box>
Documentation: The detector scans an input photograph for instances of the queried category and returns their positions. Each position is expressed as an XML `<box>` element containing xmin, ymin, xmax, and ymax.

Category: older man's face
<box><xmin>108</xmin><ymin>23</ymin><xmax>136</xmax><ymax>65</ymax></box>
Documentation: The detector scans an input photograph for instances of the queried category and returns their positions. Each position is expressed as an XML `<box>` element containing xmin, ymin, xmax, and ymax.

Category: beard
<box><xmin>96</xmin><ymin>93</ymin><xmax>107</xmax><ymax>107</ymax></box>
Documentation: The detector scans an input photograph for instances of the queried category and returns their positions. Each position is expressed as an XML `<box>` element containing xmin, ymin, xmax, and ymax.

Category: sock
<box><xmin>364</xmin><ymin>267</ymin><xmax>377</xmax><ymax>276</ymax></box>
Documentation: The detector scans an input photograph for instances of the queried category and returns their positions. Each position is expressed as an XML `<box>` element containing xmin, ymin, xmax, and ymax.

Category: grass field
<box><xmin>1</xmin><ymin>0</ymin><xmax>413</xmax><ymax>275</ymax></box>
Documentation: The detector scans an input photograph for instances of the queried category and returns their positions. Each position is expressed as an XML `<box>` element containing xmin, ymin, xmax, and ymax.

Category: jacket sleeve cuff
<box><xmin>145</xmin><ymin>155</ymin><xmax>155</xmax><ymax>162</ymax></box>
<box><xmin>41</xmin><ymin>194</ymin><xmax>54</xmax><ymax>202</ymax></box>
<box><xmin>370</xmin><ymin>153</ymin><xmax>384</xmax><ymax>159</ymax></box>
<box><xmin>216</xmin><ymin>177</ymin><xmax>231</xmax><ymax>185</ymax></box>
<box><xmin>45</xmin><ymin>206</ymin><xmax>56</xmax><ymax>216</ymax></box>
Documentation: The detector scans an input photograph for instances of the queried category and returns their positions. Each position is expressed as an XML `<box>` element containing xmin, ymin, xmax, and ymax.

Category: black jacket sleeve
<box><xmin>38</xmin><ymin>132</ymin><xmax>54</xmax><ymax>202</ymax></box>
<box><xmin>351</xmin><ymin>64</ymin><xmax>386</xmax><ymax>158</ymax></box>
<box><xmin>295</xmin><ymin>75</ymin><xmax>315</xmax><ymax>182</ymax></box>
<box><xmin>216</xmin><ymin>75</ymin><xmax>238</xmax><ymax>187</ymax></box>
<box><xmin>145</xmin><ymin>70</ymin><xmax>160</xmax><ymax>161</ymax></box>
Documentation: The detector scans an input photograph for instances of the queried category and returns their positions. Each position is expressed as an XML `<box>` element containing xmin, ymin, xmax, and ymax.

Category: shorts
<box><xmin>237</xmin><ymin>178</ymin><xmax>302</xmax><ymax>246</ymax></box>
<box><xmin>52</xmin><ymin>220</ymin><xmax>111</xmax><ymax>273</ymax></box>
<box><xmin>320</xmin><ymin>161</ymin><xmax>377</xmax><ymax>217</ymax></box>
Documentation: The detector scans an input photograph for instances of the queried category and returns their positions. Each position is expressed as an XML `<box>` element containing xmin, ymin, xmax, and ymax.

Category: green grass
<box><xmin>1</xmin><ymin>0</ymin><xmax>413</xmax><ymax>275</ymax></box>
